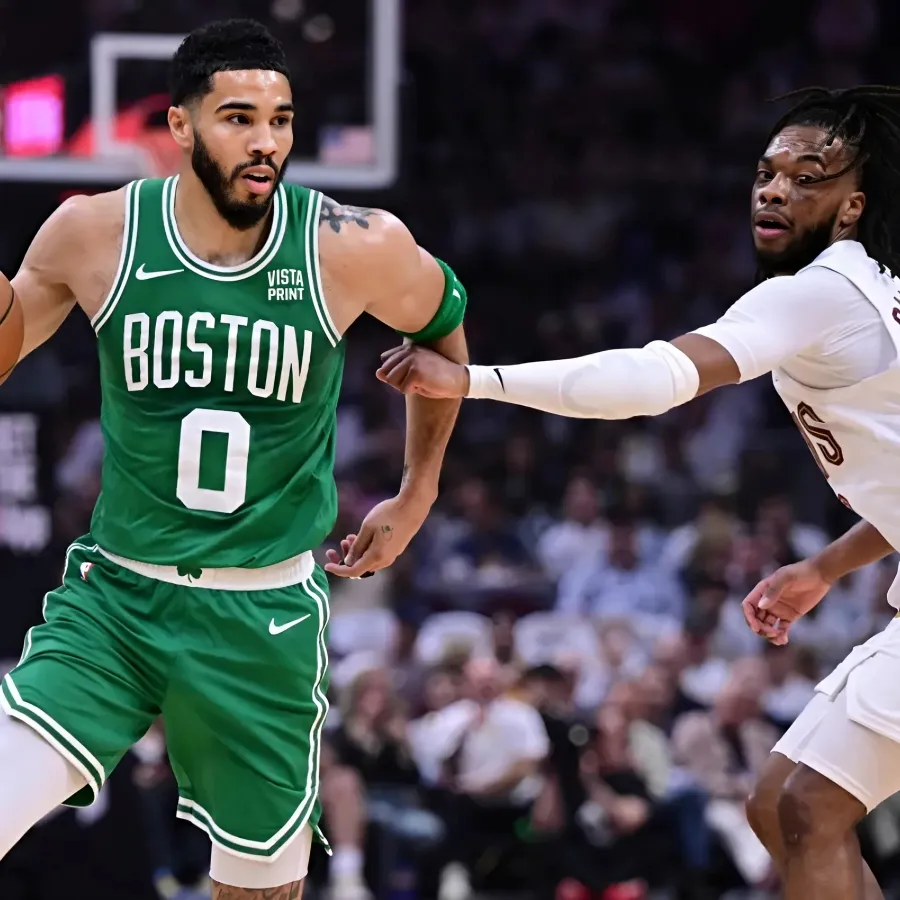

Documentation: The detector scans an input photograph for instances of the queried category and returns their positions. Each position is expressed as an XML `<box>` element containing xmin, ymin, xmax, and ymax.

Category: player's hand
<box><xmin>376</xmin><ymin>344</ymin><xmax>470</xmax><ymax>398</ymax></box>
<box><xmin>741</xmin><ymin>559</ymin><xmax>833</xmax><ymax>645</ymax></box>
<box><xmin>323</xmin><ymin>493</ymin><xmax>431</xmax><ymax>578</ymax></box>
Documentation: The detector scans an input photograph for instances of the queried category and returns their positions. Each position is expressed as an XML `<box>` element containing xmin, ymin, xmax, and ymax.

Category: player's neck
<box><xmin>173</xmin><ymin>171</ymin><xmax>272</xmax><ymax>267</ymax></box>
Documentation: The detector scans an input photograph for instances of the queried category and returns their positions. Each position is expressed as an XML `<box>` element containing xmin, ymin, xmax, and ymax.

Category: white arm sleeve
<box><xmin>466</xmin><ymin>340</ymin><xmax>699</xmax><ymax>419</ymax></box>
<box><xmin>466</xmin><ymin>266</ymin><xmax>870</xmax><ymax>417</ymax></box>
<box><xmin>692</xmin><ymin>267</ymin><xmax>862</xmax><ymax>382</ymax></box>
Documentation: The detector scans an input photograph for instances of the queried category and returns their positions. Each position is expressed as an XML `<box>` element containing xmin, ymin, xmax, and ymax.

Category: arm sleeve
<box><xmin>464</xmin><ymin>267</ymin><xmax>860</xmax><ymax>417</ymax></box>
<box><xmin>691</xmin><ymin>267</ymin><xmax>860</xmax><ymax>382</ymax></box>
<box><xmin>465</xmin><ymin>340</ymin><xmax>700</xmax><ymax>418</ymax></box>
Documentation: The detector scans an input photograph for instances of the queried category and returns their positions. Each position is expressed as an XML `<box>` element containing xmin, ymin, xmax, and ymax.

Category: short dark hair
<box><xmin>169</xmin><ymin>19</ymin><xmax>290</xmax><ymax>107</ymax></box>
<box><xmin>767</xmin><ymin>86</ymin><xmax>900</xmax><ymax>277</ymax></box>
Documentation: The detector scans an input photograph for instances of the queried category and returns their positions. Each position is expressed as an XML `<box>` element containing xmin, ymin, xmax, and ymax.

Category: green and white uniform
<box><xmin>3</xmin><ymin>176</ymin><xmax>344</xmax><ymax>859</ymax></box>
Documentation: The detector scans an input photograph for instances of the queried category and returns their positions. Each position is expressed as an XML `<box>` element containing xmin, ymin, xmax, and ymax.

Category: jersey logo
<box><xmin>135</xmin><ymin>264</ymin><xmax>185</xmax><ymax>281</ymax></box>
<box><xmin>80</xmin><ymin>562</ymin><xmax>94</xmax><ymax>582</ymax></box>
<box><xmin>267</xmin><ymin>269</ymin><xmax>306</xmax><ymax>302</ymax></box>
<box><xmin>268</xmin><ymin>614</ymin><xmax>311</xmax><ymax>635</ymax></box>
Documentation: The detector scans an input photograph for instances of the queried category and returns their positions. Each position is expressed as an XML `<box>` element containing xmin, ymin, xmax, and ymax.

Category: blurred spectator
<box><xmin>541</xmin><ymin>683</ymin><xmax>681</xmax><ymax>898</ymax></box>
<box><xmin>672</xmin><ymin>660</ymin><xmax>780</xmax><ymax>889</ymax></box>
<box><xmin>410</xmin><ymin>657</ymin><xmax>549</xmax><ymax>900</ymax></box>
<box><xmin>332</xmin><ymin>668</ymin><xmax>420</xmax><ymax>789</ymax></box>
<box><xmin>761</xmin><ymin>643</ymin><xmax>818</xmax><ymax>733</ymax></box>
<box><xmin>319</xmin><ymin>743</ymin><xmax>374</xmax><ymax>900</ymax></box>
<box><xmin>557</xmin><ymin>516</ymin><xmax>688</xmax><ymax>629</ymax></box>
<box><xmin>537</xmin><ymin>475</ymin><xmax>607</xmax><ymax>582</ymax></box>
<box><xmin>439</xmin><ymin>478</ymin><xmax>539</xmax><ymax>589</ymax></box>
<box><xmin>666</xmin><ymin>615</ymin><xmax>732</xmax><ymax>715</ymax></box>
<box><xmin>754</xmin><ymin>493</ymin><xmax>829</xmax><ymax>563</ymax></box>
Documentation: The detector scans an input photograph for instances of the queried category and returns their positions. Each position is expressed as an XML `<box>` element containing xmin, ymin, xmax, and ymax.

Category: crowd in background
<box><xmin>6</xmin><ymin>1</ymin><xmax>900</xmax><ymax>899</ymax></box>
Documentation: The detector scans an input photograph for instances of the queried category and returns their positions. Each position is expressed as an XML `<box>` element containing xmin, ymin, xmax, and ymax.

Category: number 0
<box><xmin>177</xmin><ymin>408</ymin><xmax>250</xmax><ymax>513</ymax></box>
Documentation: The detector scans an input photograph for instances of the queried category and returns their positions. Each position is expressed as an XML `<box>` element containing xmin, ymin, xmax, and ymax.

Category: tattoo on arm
<box><xmin>212</xmin><ymin>880</ymin><xmax>303</xmax><ymax>900</ymax></box>
<box><xmin>401</xmin><ymin>463</ymin><xmax>410</xmax><ymax>486</ymax></box>
<box><xmin>319</xmin><ymin>197</ymin><xmax>382</xmax><ymax>233</ymax></box>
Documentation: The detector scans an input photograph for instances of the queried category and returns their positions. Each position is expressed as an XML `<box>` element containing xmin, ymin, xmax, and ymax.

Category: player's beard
<box><xmin>755</xmin><ymin>211</ymin><xmax>838</xmax><ymax>277</ymax></box>
<box><xmin>190</xmin><ymin>129</ymin><xmax>288</xmax><ymax>232</ymax></box>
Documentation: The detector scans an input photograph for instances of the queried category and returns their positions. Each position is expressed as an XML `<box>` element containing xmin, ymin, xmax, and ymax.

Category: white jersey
<box><xmin>695</xmin><ymin>240</ymin><xmax>900</xmax><ymax>606</ymax></box>
<box><xmin>770</xmin><ymin>243</ymin><xmax>900</xmax><ymax>553</ymax></box>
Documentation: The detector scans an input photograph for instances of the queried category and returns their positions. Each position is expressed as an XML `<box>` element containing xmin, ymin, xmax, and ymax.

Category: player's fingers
<box><xmin>376</xmin><ymin>349</ymin><xmax>414</xmax><ymax>381</ymax></box>
<box><xmin>344</xmin><ymin>529</ymin><xmax>372</xmax><ymax>567</ymax></box>
<box><xmin>377</xmin><ymin>356</ymin><xmax>416</xmax><ymax>391</ymax></box>
<box><xmin>325</xmin><ymin>534</ymin><xmax>358</xmax><ymax>566</ymax></box>
<box><xmin>743</xmin><ymin>595</ymin><xmax>784</xmax><ymax>639</ymax></box>
<box><xmin>757</xmin><ymin>609</ymin><xmax>785</xmax><ymax>637</ymax></box>
<box><xmin>758</xmin><ymin>567</ymin><xmax>796</xmax><ymax>609</ymax></box>
<box><xmin>324</xmin><ymin>543</ymin><xmax>386</xmax><ymax>579</ymax></box>
<box><xmin>323</xmin><ymin>561</ymin><xmax>376</xmax><ymax>578</ymax></box>
<box><xmin>381</xmin><ymin>345</ymin><xmax>408</xmax><ymax>361</ymax></box>
<box><xmin>742</xmin><ymin>596</ymin><xmax>764</xmax><ymax>634</ymax></box>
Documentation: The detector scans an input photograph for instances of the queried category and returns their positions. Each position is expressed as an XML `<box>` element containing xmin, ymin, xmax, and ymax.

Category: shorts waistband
<box><xmin>97</xmin><ymin>547</ymin><xmax>316</xmax><ymax>591</ymax></box>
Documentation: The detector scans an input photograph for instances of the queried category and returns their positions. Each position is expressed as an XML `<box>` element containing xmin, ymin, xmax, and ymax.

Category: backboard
<box><xmin>0</xmin><ymin>0</ymin><xmax>399</xmax><ymax>189</ymax></box>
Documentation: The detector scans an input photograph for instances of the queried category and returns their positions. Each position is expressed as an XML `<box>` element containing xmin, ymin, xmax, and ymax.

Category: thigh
<box><xmin>0</xmin><ymin>712</ymin><xmax>88</xmax><ymax>859</ymax></box>
<box><xmin>793</xmin><ymin>687</ymin><xmax>900</xmax><ymax>813</ymax></box>
<box><xmin>3</xmin><ymin>540</ymin><xmax>165</xmax><ymax>806</ymax></box>
<box><xmin>165</xmin><ymin>567</ymin><xmax>330</xmax><ymax>862</ymax></box>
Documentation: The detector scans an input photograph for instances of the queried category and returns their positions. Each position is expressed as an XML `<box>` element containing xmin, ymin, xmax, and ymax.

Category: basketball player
<box><xmin>0</xmin><ymin>20</ymin><xmax>469</xmax><ymax>900</ymax></box>
<box><xmin>376</xmin><ymin>86</ymin><xmax>900</xmax><ymax>900</ymax></box>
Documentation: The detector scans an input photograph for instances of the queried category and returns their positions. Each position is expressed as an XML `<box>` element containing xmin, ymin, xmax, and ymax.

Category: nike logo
<box><xmin>493</xmin><ymin>367</ymin><xmax>506</xmax><ymax>392</ymax></box>
<box><xmin>268</xmin><ymin>614</ymin><xmax>311</xmax><ymax>635</ymax></box>
<box><xmin>135</xmin><ymin>264</ymin><xmax>185</xmax><ymax>281</ymax></box>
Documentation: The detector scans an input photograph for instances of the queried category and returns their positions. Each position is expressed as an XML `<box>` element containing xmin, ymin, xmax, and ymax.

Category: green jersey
<box><xmin>90</xmin><ymin>176</ymin><xmax>345</xmax><ymax>569</ymax></box>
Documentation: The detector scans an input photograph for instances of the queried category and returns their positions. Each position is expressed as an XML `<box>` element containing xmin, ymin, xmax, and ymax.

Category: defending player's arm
<box><xmin>375</xmin><ymin>268</ymin><xmax>846</xmax><ymax>416</ymax></box>
<box><xmin>317</xmin><ymin>200</ymin><xmax>467</xmax><ymax>577</ymax></box>
<box><xmin>743</xmin><ymin>518</ymin><xmax>894</xmax><ymax>644</ymax></box>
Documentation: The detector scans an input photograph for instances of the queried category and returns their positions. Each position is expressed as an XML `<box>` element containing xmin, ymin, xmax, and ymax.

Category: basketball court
<box><xmin>0</xmin><ymin>1</ymin><xmax>400</xmax><ymax>189</ymax></box>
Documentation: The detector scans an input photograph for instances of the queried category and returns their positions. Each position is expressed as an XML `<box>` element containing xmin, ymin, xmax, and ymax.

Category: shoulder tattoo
<box><xmin>319</xmin><ymin>196</ymin><xmax>384</xmax><ymax>233</ymax></box>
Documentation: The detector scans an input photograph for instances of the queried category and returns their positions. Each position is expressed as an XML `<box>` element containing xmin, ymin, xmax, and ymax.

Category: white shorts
<box><xmin>774</xmin><ymin>619</ymin><xmax>900</xmax><ymax>812</ymax></box>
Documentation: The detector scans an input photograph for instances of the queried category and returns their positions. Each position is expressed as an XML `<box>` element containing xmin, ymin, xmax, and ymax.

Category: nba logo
<box><xmin>80</xmin><ymin>562</ymin><xmax>93</xmax><ymax>582</ymax></box>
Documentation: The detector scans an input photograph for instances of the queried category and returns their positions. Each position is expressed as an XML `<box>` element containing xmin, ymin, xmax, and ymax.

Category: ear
<box><xmin>168</xmin><ymin>105</ymin><xmax>193</xmax><ymax>151</ymax></box>
<box><xmin>841</xmin><ymin>190</ymin><xmax>866</xmax><ymax>228</ymax></box>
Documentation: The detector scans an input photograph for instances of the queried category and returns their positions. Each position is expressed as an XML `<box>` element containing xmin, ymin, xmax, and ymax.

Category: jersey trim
<box><xmin>162</xmin><ymin>175</ymin><xmax>288</xmax><ymax>281</ymax></box>
<box><xmin>305</xmin><ymin>191</ymin><xmax>341</xmax><ymax>347</ymax></box>
<box><xmin>92</xmin><ymin>181</ymin><xmax>141</xmax><ymax>334</ymax></box>
<box><xmin>173</xmin><ymin>573</ymin><xmax>330</xmax><ymax>860</ymax></box>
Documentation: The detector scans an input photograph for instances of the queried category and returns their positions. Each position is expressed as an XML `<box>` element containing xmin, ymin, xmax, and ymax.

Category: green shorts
<box><xmin>2</xmin><ymin>537</ymin><xmax>331</xmax><ymax>860</ymax></box>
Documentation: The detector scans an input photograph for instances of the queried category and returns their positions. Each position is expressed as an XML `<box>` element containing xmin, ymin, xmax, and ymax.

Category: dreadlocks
<box><xmin>767</xmin><ymin>85</ymin><xmax>900</xmax><ymax>276</ymax></box>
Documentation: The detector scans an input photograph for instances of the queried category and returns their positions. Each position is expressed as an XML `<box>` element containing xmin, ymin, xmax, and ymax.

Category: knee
<box><xmin>746</xmin><ymin>782</ymin><xmax>777</xmax><ymax>842</ymax></box>
<box><xmin>777</xmin><ymin>782</ymin><xmax>818</xmax><ymax>850</ymax></box>
<box><xmin>777</xmin><ymin>765</ymin><xmax>866</xmax><ymax>852</ymax></box>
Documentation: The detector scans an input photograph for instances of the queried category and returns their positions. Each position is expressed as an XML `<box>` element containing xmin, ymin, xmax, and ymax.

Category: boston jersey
<box><xmin>90</xmin><ymin>176</ymin><xmax>345</xmax><ymax>569</ymax></box>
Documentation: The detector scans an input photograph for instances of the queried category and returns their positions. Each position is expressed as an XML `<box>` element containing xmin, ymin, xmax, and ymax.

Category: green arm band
<box><xmin>396</xmin><ymin>258</ymin><xmax>467</xmax><ymax>344</ymax></box>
